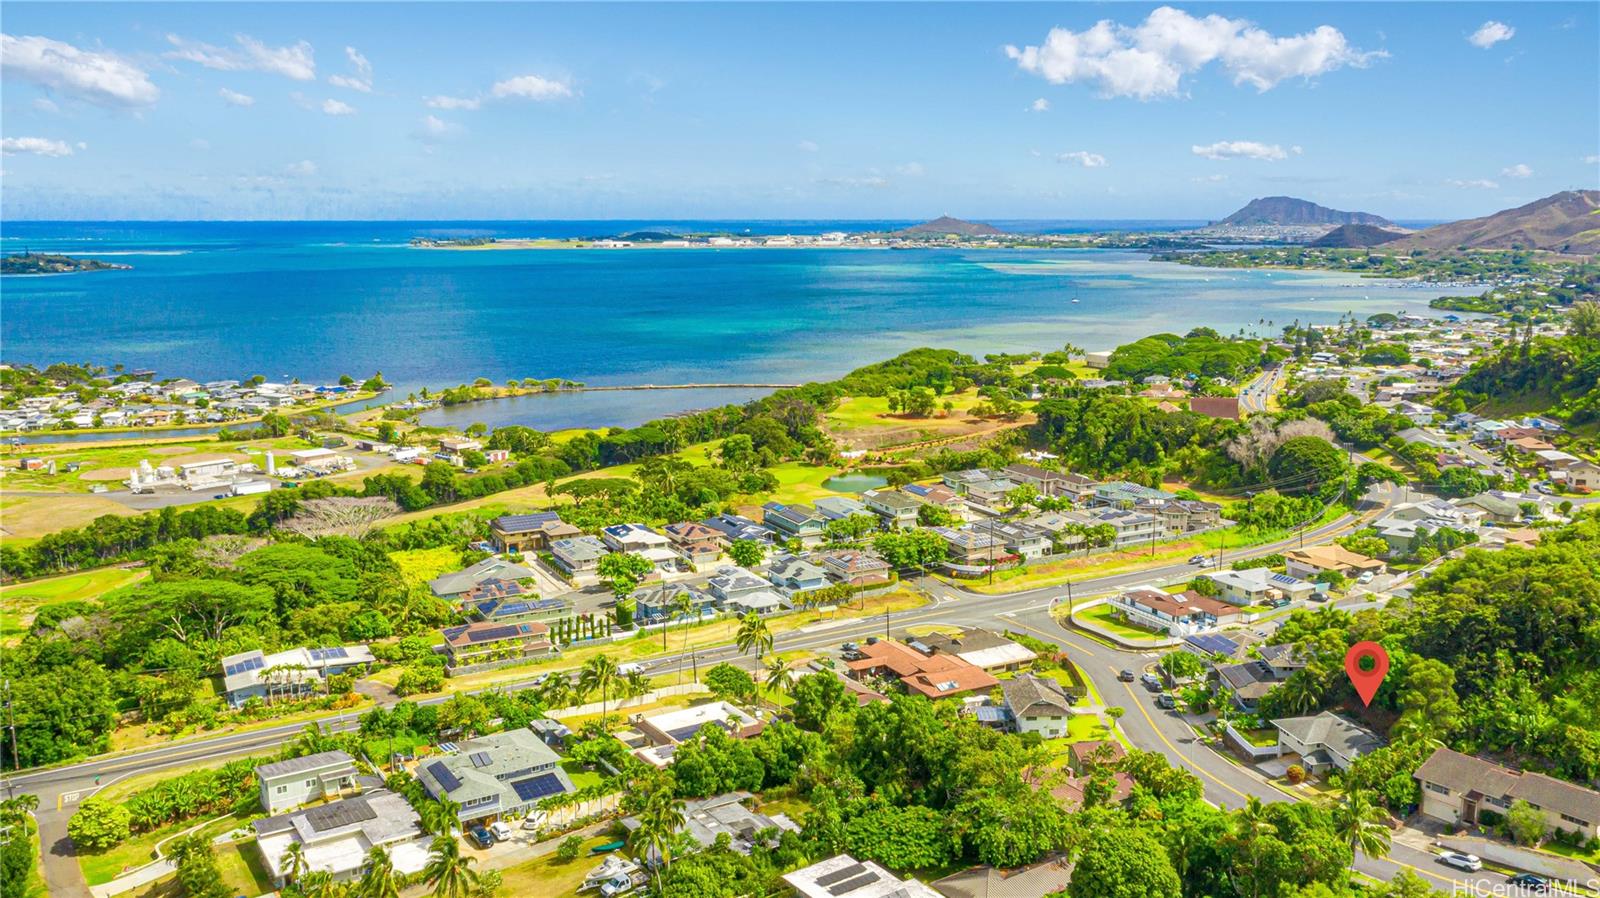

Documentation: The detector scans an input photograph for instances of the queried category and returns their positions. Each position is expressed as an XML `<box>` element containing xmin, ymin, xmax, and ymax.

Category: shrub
<box><xmin>556</xmin><ymin>834</ymin><xmax>585</xmax><ymax>862</ymax></box>
<box><xmin>1285</xmin><ymin>765</ymin><xmax>1306</xmax><ymax>785</ymax></box>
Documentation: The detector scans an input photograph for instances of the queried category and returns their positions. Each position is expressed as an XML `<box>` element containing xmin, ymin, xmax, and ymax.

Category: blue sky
<box><xmin>2</xmin><ymin>2</ymin><xmax>1595</xmax><ymax>220</ymax></box>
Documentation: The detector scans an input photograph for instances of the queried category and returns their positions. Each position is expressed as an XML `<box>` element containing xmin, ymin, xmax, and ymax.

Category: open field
<box><xmin>0</xmin><ymin>437</ymin><xmax>313</xmax><ymax>493</ymax></box>
<box><xmin>496</xmin><ymin>834</ymin><xmax>614</xmax><ymax>896</ymax></box>
<box><xmin>0</xmin><ymin>567</ymin><xmax>148</xmax><ymax>642</ymax></box>
<box><xmin>0</xmin><ymin>493</ymin><xmax>141</xmax><ymax>540</ymax></box>
<box><xmin>821</xmin><ymin>390</ymin><xmax>1032</xmax><ymax>452</ymax></box>
<box><xmin>389</xmin><ymin>546</ymin><xmax>465</xmax><ymax>585</ymax></box>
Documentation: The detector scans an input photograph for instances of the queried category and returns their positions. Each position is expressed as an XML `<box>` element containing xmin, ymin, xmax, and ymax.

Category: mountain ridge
<box><xmin>1217</xmin><ymin>196</ymin><xmax>1393</xmax><ymax>228</ymax></box>
<box><xmin>1385</xmin><ymin>190</ymin><xmax>1600</xmax><ymax>255</ymax></box>
<box><xmin>890</xmin><ymin>216</ymin><xmax>1007</xmax><ymax>237</ymax></box>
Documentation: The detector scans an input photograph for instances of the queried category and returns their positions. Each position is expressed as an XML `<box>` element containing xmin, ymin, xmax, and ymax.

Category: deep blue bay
<box><xmin>2</xmin><ymin>221</ymin><xmax>1461</xmax><ymax>431</ymax></box>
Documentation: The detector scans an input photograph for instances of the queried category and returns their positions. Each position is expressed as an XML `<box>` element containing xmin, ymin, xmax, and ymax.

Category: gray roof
<box><xmin>1272</xmin><ymin>712</ymin><xmax>1383</xmax><ymax>760</ymax></box>
<box><xmin>551</xmin><ymin>535</ymin><xmax>609</xmax><ymax>563</ymax></box>
<box><xmin>491</xmin><ymin>511</ymin><xmax>568</xmax><ymax>533</ymax></box>
<box><xmin>429</xmin><ymin>556</ymin><xmax>538</xmax><ymax>596</ymax></box>
<box><xmin>252</xmin><ymin>790</ymin><xmax>420</xmax><ymax>844</ymax></box>
<box><xmin>1001</xmin><ymin>674</ymin><xmax>1072</xmax><ymax>720</ymax></box>
<box><xmin>1415</xmin><ymin>748</ymin><xmax>1600</xmax><ymax>823</ymax></box>
<box><xmin>415</xmin><ymin>729</ymin><xmax>573</xmax><ymax>815</ymax></box>
<box><xmin>256</xmin><ymin>750</ymin><xmax>357</xmax><ymax>780</ymax></box>
<box><xmin>621</xmin><ymin>792</ymin><xmax>798</xmax><ymax>854</ymax></box>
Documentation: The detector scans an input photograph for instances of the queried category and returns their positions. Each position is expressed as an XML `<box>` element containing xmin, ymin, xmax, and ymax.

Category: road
<box><xmin>9</xmin><ymin>482</ymin><xmax>1557</xmax><ymax>897</ymax></box>
<box><xmin>1239</xmin><ymin>366</ymin><xmax>1286</xmax><ymax>415</ymax></box>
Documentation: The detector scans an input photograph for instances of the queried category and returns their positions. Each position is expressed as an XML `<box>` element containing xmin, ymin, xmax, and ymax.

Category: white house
<box><xmin>257</xmin><ymin>750</ymin><xmax>362</xmax><ymax>814</ymax></box>
<box><xmin>999</xmin><ymin>674</ymin><xmax>1073</xmax><ymax>739</ymax></box>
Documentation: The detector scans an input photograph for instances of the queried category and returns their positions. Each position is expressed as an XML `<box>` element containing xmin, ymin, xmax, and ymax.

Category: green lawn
<box><xmin>561</xmin><ymin>760</ymin><xmax>605</xmax><ymax>791</ymax></box>
<box><xmin>364</xmin><ymin>731</ymin><xmax>433</xmax><ymax>766</ymax></box>
<box><xmin>0</xmin><ymin>567</ymin><xmax>148</xmax><ymax>642</ymax></box>
<box><xmin>79</xmin><ymin>812</ymin><xmax>252</xmax><ymax>886</ymax></box>
<box><xmin>214</xmin><ymin>838</ymin><xmax>275</xmax><ymax>898</ymax></box>
<box><xmin>389</xmin><ymin>546</ymin><xmax>463</xmax><ymax>586</ymax></box>
<box><xmin>497</xmin><ymin>835</ymin><xmax>615</xmax><ymax>896</ymax></box>
<box><xmin>1077</xmin><ymin>604</ymin><xmax>1166</xmax><ymax>640</ymax></box>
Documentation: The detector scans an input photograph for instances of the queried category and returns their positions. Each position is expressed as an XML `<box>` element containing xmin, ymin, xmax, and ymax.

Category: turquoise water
<box><xmin>2</xmin><ymin>221</ymin><xmax>1460</xmax><ymax>431</ymax></box>
<box><xmin>821</xmin><ymin>473</ymin><xmax>891</xmax><ymax>493</ymax></box>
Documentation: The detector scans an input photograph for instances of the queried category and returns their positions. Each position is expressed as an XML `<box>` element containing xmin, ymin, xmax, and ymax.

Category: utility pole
<box><xmin>1065</xmin><ymin>580</ymin><xmax>1074</xmax><ymax>618</ymax></box>
<box><xmin>2</xmin><ymin>679</ymin><xmax>16</xmax><ymax>787</ymax></box>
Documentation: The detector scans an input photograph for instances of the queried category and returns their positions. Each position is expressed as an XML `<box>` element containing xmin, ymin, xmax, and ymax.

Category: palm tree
<box><xmin>735</xmin><ymin>611</ymin><xmax>773</xmax><ymax>665</ymax></box>
<box><xmin>579</xmin><ymin>654</ymin><xmax>621</xmax><ymax>724</ymax></box>
<box><xmin>763</xmin><ymin>656</ymin><xmax>794</xmax><ymax>702</ymax></box>
<box><xmin>674</xmin><ymin>591</ymin><xmax>699</xmax><ymax>684</ymax></box>
<box><xmin>357</xmin><ymin>845</ymin><xmax>403</xmax><ymax>898</ymax></box>
<box><xmin>1278</xmin><ymin>670</ymin><xmax>1322</xmax><ymax>716</ymax></box>
<box><xmin>1231</xmin><ymin>797</ymin><xmax>1276</xmax><ymax>898</ymax></box>
<box><xmin>281</xmin><ymin>841</ymin><xmax>311</xmax><ymax>886</ymax></box>
<box><xmin>1331</xmin><ymin>788</ymin><xmax>1392</xmax><ymax>859</ymax></box>
<box><xmin>420</xmin><ymin>798</ymin><xmax>462</xmax><ymax>836</ymax></box>
<box><xmin>423</xmin><ymin>834</ymin><xmax>480</xmax><ymax>898</ymax></box>
<box><xmin>630</xmin><ymin>791</ymin><xmax>687</xmax><ymax>885</ymax></box>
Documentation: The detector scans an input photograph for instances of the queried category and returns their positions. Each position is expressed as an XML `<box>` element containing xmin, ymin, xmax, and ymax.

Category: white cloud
<box><xmin>1291</xmin><ymin>145</ymin><xmax>1304</xmax><ymax>155</ymax></box>
<box><xmin>1500</xmin><ymin>163</ymin><xmax>1532</xmax><ymax>179</ymax></box>
<box><xmin>412</xmin><ymin>114</ymin><xmax>460</xmax><ymax>141</ymax></box>
<box><xmin>1191</xmin><ymin>140</ymin><xmax>1287</xmax><ymax>161</ymax></box>
<box><xmin>1030</xmin><ymin>97</ymin><xmax>1050</xmax><ymax>112</ymax></box>
<box><xmin>1585</xmin><ymin>154</ymin><xmax>1600</xmax><ymax>165</ymax></box>
<box><xmin>896</xmin><ymin>162</ymin><xmax>926</xmax><ymax>176</ymax></box>
<box><xmin>1445</xmin><ymin>178</ymin><xmax>1499</xmax><ymax>189</ymax></box>
<box><xmin>32</xmin><ymin>97</ymin><xmax>59</xmax><ymax>113</ymax></box>
<box><xmin>1469</xmin><ymin>21</ymin><xmax>1515</xmax><ymax>49</ymax></box>
<box><xmin>328</xmin><ymin>46</ymin><xmax>372</xmax><ymax>92</ymax></box>
<box><xmin>283</xmin><ymin>160</ymin><xmax>317</xmax><ymax>177</ymax></box>
<box><xmin>797</xmin><ymin>140</ymin><xmax>819</xmax><ymax>153</ymax></box>
<box><xmin>425</xmin><ymin>94</ymin><xmax>481</xmax><ymax>111</ymax></box>
<box><xmin>218</xmin><ymin>87</ymin><xmax>255</xmax><ymax>107</ymax></box>
<box><xmin>1</xmin><ymin>33</ymin><xmax>160</xmax><ymax>107</ymax></box>
<box><xmin>321</xmin><ymin>98</ymin><xmax>356</xmax><ymax>116</ymax></box>
<box><xmin>819</xmin><ymin>175</ymin><xmax>889</xmax><ymax>189</ymax></box>
<box><xmin>1192</xmin><ymin>173</ymin><xmax>1228</xmax><ymax>183</ymax></box>
<box><xmin>1005</xmin><ymin>7</ymin><xmax>1380</xmax><ymax>100</ymax></box>
<box><xmin>490</xmin><ymin>74</ymin><xmax>573</xmax><ymax>101</ymax></box>
<box><xmin>1</xmin><ymin>136</ymin><xmax>75</xmax><ymax>157</ymax></box>
<box><xmin>165</xmin><ymin>33</ymin><xmax>315</xmax><ymax>81</ymax></box>
<box><xmin>1057</xmin><ymin>150</ymin><xmax>1109</xmax><ymax>167</ymax></box>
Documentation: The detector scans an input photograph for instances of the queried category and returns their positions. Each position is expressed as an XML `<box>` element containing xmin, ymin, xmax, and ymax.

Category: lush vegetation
<box><xmin>1444</xmin><ymin>319</ymin><xmax>1600</xmax><ymax>428</ymax></box>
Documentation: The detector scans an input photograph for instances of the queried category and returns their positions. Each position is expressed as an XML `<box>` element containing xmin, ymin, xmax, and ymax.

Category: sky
<box><xmin>1</xmin><ymin>2</ymin><xmax>1597</xmax><ymax>221</ymax></box>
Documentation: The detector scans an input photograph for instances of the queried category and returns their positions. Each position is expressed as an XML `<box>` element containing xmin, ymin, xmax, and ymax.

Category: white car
<box><xmin>1438</xmin><ymin>851</ymin><xmax>1482</xmax><ymax>872</ymax></box>
<box><xmin>488</xmin><ymin>821</ymin><xmax>514</xmax><ymax>843</ymax></box>
<box><xmin>1356</xmin><ymin>571</ymin><xmax>1375</xmax><ymax>585</ymax></box>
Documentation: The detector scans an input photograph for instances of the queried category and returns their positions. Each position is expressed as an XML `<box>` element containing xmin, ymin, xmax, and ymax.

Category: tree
<box><xmin>630</xmin><ymin>785</ymin><xmax>687</xmax><ymax>883</ymax></box>
<box><xmin>728</xmin><ymin>539</ymin><xmax>765</xmax><ymax>569</ymax></box>
<box><xmin>790</xmin><ymin>672</ymin><xmax>851</xmax><ymax>731</ymax></box>
<box><xmin>1068</xmin><ymin>827</ymin><xmax>1181</xmax><ymax>898</ymax></box>
<box><xmin>1159</xmin><ymin>650</ymin><xmax>1204</xmax><ymax>681</ymax></box>
<box><xmin>703</xmin><ymin>663</ymin><xmax>756</xmax><ymax>704</ymax></box>
<box><xmin>1105</xmin><ymin>706</ymin><xmax>1125</xmax><ymax>730</ymax></box>
<box><xmin>555</xmin><ymin>834</ymin><xmax>585</xmax><ymax>862</ymax></box>
<box><xmin>1505</xmin><ymin>799</ymin><xmax>1546</xmax><ymax>846</ymax></box>
<box><xmin>579</xmin><ymin>655</ymin><xmax>622</xmax><ymax>724</ymax></box>
<box><xmin>1268</xmin><ymin>436</ymin><xmax>1350</xmax><ymax>499</ymax></box>
<box><xmin>423</xmin><ymin>834</ymin><xmax>480</xmax><ymax>898</ymax></box>
<box><xmin>68</xmin><ymin>796</ymin><xmax>131</xmax><ymax>850</ymax></box>
<box><xmin>735</xmin><ymin>612</ymin><xmax>773</xmax><ymax>664</ymax></box>
<box><xmin>763</xmin><ymin>657</ymin><xmax>795</xmax><ymax>700</ymax></box>
<box><xmin>171</xmin><ymin>834</ymin><xmax>228</xmax><ymax>898</ymax></box>
<box><xmin>1330</xmin><ymin>789</ymin><xmax>1391</xmax><ymax>859</ymax></box>
<box><xmin>281</xmin><ymin>841</ymin><xmax>311</xmax><ymax>886</ymax></box>
<box><xmin>598</xmin><ymin>552</ymin><xmax>653</xmax><ymax>627</ymax></box>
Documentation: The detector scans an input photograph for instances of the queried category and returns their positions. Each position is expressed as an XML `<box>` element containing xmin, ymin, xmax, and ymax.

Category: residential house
<box><xmin>440</xmin><ymin>621</ymin><xmax>553</xmax><ymax>673</ymax></box>
<box><xmin>1214</xmin><ymin>646</ymin><xmax>1306</xmax><ymax>711</ymax></box>
<box><xmin>706</xmin><ymin>566</ymin><xmax>789</xmax><ymax>614</ymax></box>
<box><xmin>1001</xmin><ymin>464</ymin><xmax>1073</xmax><ymax>497</ymax></box>
<box><xmin>602</xmin><ymin>522</ymin><xmax>671</xmax><ymax>553</ymax></box>
<box><xmin>1284</xmin><ymin>545</ymin><xmax>1385</xmax><ymax>581</ymax></box>
<box><xmin>1091</xmin><ymin>481</ymin><xmax>1176</xmax><ymax>508</ymax></box>
<box><xmin>785</xmin><ymin>855</ymin><xmax>943</xmax><ymax>898</ymax></box>
<box><xmin>701</xmin><ymin>512</ymin><xmax>774</xmax><ymax>545</ymax></box>
<box><xmin>416</xmin><ymin>729</ymin><xmax>576</xmax><ymax>823</ymax></box>
<box><xmin>988</xmin><ymin>521</ymin><xmax>1052</xmax><ymax>560</ymax></box>
<box><xmin>1272</xmin><ymin>712</ymin><xmax>1384</xmax><ymax>774</ymax></box>
<box><xmin>622</xmin><ymin>792</ymin><xmax>798</xmax><ymax>855</ymax></box>
<box><xmin>999</xmin><ymin>674</ymin><xmax>1074</xmax><ymax>739</ymax></box>
<box><xmin>254</xmin><ymin>791</ymin><xmax>429</xmax><ymax>888</ymax></box>
<box><xmin>1141</xmin><ymin>498</ymin><xmax>1225</xmax><ymax>535</ymax></box>
<box><xmin>1452</xmin><ymin>493</ymin><xmax>1523</xmax><ymax>524</ymax></box>
<box><xmin>917</xmin><ymin>628</ymin><xmax>1039</xmax><ymax>673</ymax></box>
<box><xmin>489</xmin><ymin>512</ymin><xmax>581</xmax><ymax>553</ymax></box>
<box><xmin>550</xmin><ymin>535</ymin><xmax>610</xmax><ymax>578</ymax></box>
<box><xmin>766</xmin><ymin>553</ymin><xmax>831</xmax><ymax>595</ymax></box>
<box><xmin>901</xmin><ymin>482</ymin><xmax>969</xmax><ymax>520</ymax></box>
<box><xmin>428</xmin><ymin>556</ymin><xmax>539</xmax><ymax>600</ymax></box>
<box><xmin>221</xmin><ymin>644</ymin><xmax>375</xmax><ymax>707</ymax></box>
<box><xmin>762</xmin><ymin>502</ymin><xmax>827</xmax><ymax>546</ymax></box>
<box><xmin>663</xmin><ymin>521</ymin><xmax>724</xmax><ymax>565</ymax></box>
<box><xmin>631</xmin><ymin>702</ymin><xmax>764</xmax><ymax>767</ymax></box>
<box><xmin>929</xmin><ymin>525</ymin><xmax>1009</xmax><ymax>565</ymax></box>
<box><xmin>1200</xmin><ymin>568</ymin><xmax>1315</xmax><ymax>606</ymax></box>
<box><xmin>256</xmin><ymin>751</ymin><xmax>361</xmax><ymax>814</ymax></box>
<box><xmin>862</xmin><ymin>489</ymin><xmax>920</xmax><ymax>529</ymax></box>
<box><xmin>844</xmin><ymin>638</ymin><xmax>999</xmax><ymax>701</ymax></box>
<box><xmin>1110</xmin><ymin>586</ymin><xmax>1243</xmax><ymax>637</ymax></box>
<box><xmin>1415</xmin><ymin>747</ymin><xmax>1600</xmax><ymax>840</ymax></box>
<box><xmin>1063</xmin><ymin>507</ymin><xmax>1163</xmax><ymax>549</ymax></box>
<box><xmin>633</xmin><ymin>583</ymin><xmax>717</xmax><ymax>623</ymax></box>
<box><xmin>931</xmin><ymin>856</ymin><xmax>1075</xmax><ymax>898</ymax></box>
<box><xmin>818</xmin><ymin>550</ymin><xmax>892</xmax><ymax>587</ymax></box>
<box><xmin>813</xmin><ymin>495</ymin><xmax>870</xmax><ymax>522</ymax></box>
<box><xmin>470</xmin><ymin>597</ymin><xmax>569</xmax><ymax>626</ymax></box>
<box><xmin>1189</xmin><ymin>396</ymin><xmax>1241</xmax><ymax>420</ymax></box>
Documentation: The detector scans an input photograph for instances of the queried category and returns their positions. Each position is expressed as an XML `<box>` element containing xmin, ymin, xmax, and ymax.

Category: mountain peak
<box><xmin>891</xmin><ymin>216</ymin><xmax>1006</xmax><ymax>237</ymax></box>
<box><xmin>1218</xmin><ymin>196</ymin><xmax>1393</xmax><ymax>228</ymax></box>
<box><xmin>1388</xmin><ymin>189</ymin><xmax>1600</xmax><ymax>255</ymax></box>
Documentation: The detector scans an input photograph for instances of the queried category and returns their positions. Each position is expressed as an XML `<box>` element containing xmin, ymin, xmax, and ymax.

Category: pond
<box><xmin>821</xmin><ymin>472</ymin><xmax>889</xmax><ymax>493</ymax></box>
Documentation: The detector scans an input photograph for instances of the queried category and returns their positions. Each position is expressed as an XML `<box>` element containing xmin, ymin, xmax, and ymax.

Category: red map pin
<box><xmin>1344</xmin><ymin>641</ymin><xmax>1390</xmax><ymax>707</ymax></box>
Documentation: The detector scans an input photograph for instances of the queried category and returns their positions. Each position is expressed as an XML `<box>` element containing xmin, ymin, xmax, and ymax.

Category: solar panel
<box><xmin>302</xmin><ymin>798</ymin><xmax>376</xmax><ymax>833</ymax></box>
<box><xmin>510</xmin><ymin>773</ymin><xmax>566</xmax><ymax>802</ymax></box>
<box><xmin>225</xmin><ymin>656</ymin><xmax>265</xmax><ymax>676</ymax></box>
<box><xmin>829</xmin><ymin>873</ymin><xmax>881</xmax><ymax>896</ymax></box>
<box><xmin>1270</xmin><ymin>573</ymin><xmax>1300</xmax><ymax>585</ymax></box>
<box><xmin>816</xmin><ymin>864</ymin><xmax>867</xmax><ymax>887</ymax></box>
<box><xmin>666</xmin><ymin>723</ymin><xmax>708</xmax><ymax>743</ymax></box>
<box><xmin>309</xmin><ymin>647</ymin><xmax>348</xmax><ymax>662</ymax></box>
<box><xmin>469</xmin><ymin>625</ymin><xmax>521</xmax><ymax>644</ymax></box>
<box><xmin>469</xmin><ymin>751</ymin><xmax>492</xmax><ymax>768</ymax></box>
<box><xmin>426</xmin><ymin>760</ymin><xmax>461</xmax><ymax>792</ymax></box>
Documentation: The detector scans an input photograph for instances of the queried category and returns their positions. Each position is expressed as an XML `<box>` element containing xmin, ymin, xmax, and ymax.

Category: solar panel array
<box><xmin>309</xmin><ymin>647</ymin><xmax>348</xmax><ymax>662</ymax></box>
<box><xmin>427</xmin><ymin>760</ymin><xmax>461</xmax><ymax>792</ymax></box>
<box><xmin>1270</xmin><ymin>573</ymin><xmax>1301</xmax><ymax>585</ymax></box>
<box><xmin>224</xmin><ymin>656</ymin><xmax>265</xmax><ymax>677</ymax></box>
<box><xmin>666</xmin><ymin>723</ymin><xmax>709</xmax><ymax>743</ymax></box>
<box><xmin>815</xmin><ymin>863</ymin><xmax>870</xmax><ymax>890</ymax></box>
<box><xmin>510</xmin><ymin>773</ymin><xmax>566</xmax><ymax>802</ymax></box>
<box><xmin>469</xmin><ymin>625</ymin><xmax>522</xmax><ymax>644</ymax></box>
<box><xmin>829</xmin><ymin>873</ymin><xmax>880</xmax><ymax>895</ymax></box>
<box><xmin>303</xmin><ymin>798</ymin><xmax>376</xmax><ymax>833</ymax></box>
<box><xmin>469</xmin><ymin>751</ymin><xmax>493</xmax><ymax>768</ymax></box>
<box><xmin>1186</xmin><ymin>634</ymin><xmax>1237</xmax><ymax>656</ymax></box>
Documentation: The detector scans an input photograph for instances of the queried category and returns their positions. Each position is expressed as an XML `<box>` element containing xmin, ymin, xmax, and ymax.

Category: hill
<box><xmin>1309</xmin><ymin>223</ymin><xmax>1408</xmax><ymax>248</ymax></box>
<box><xmin>891</xmin><ymin>216</ymin><xmax>1006</xmax><ymax>237</ymax></box>
<box><xmin>1387</xmin><ymin>190</ymin><xmax>1600</xmax><ymax>255</ymax></box>
<box><xmin>1218</xmin><ymin>196</ymin><xmax>1393</xmax><ymax>228</ymax></box>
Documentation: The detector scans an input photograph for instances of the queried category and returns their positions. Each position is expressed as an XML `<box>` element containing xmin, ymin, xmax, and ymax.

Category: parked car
<box><xmin>616</xmin><ymin>662</ymin><xmax>645</xmax><ymax>676</ymax></box>
<box><xmin>1156</xmin><ymin>693</ymin><xmax>1177</xmax><ymax>710</ymax></box>
<box><xmin>489</xmin><ymin>821</ymin><xmax>513</xmax><ymax>843</ymax></box>
<box><xmin>1507</xmin><ymin>874</ymin><xmax>1550</xmax><ymax>893</ymax></box>
<box><xmin>1356</xmin><ymin>571</ymin><xmax>1376</xmax><ymax>584</ymax></box>
<box><xmin>1437</xmin><ymin>852</ymin><xmax>1481</xmax><ymax>872</ymax></box>
<box><xmin>467</xmin><ymin>826</ymin><xmax>494</xmax><ymax>849</ymax></box>
<box><xmin>1118</xmin><ymin>670</ymin><xmax>1136</xmax><ymax>682</ymax></box>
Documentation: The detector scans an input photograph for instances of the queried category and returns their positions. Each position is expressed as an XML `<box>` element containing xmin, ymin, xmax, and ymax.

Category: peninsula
<box><xmin>1</xmin><ymin>252</ymin><xmax>131</xmax><ymax>275</ymax></box>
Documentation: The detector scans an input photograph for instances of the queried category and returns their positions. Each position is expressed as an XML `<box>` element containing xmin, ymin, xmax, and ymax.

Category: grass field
<box><xmin>0</xmin><ymin>437</ymin><xmax>312</xmax><ymax>494</ymax></box>
<box><xmin>496</xmin><ymin>835</ymin><xmax>614</xmax><ymax>896</ymax></box>
<box><xmin>0</xmin><ymin>567</ymin><xmax>147</xmax><ymax>642</ymax></box>
<box><xmin>389</xmin><ymin>546</ymin><xmax>464</xmax><ymax>585</ymax></box>
<box><xmin>822</xmin><ymin>390</ymin><xmax>1030</xmax><ymax>451</ymax></box>
<box><xmin>1077</xmin><ymin>604</ymin><xmax>1166</xmax><ymax>640</ymax></box>
<box><xmin>0</xmin><ymin>492</ymin><xmax>141</xmax><ymax>540</ymax></box>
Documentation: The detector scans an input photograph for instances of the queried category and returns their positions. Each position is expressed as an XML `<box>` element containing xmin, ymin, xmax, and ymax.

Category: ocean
<box><xmin>2</xmin><ymin>220</ymin><xmax>1462</xmax><ymax>432</ymax></box>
